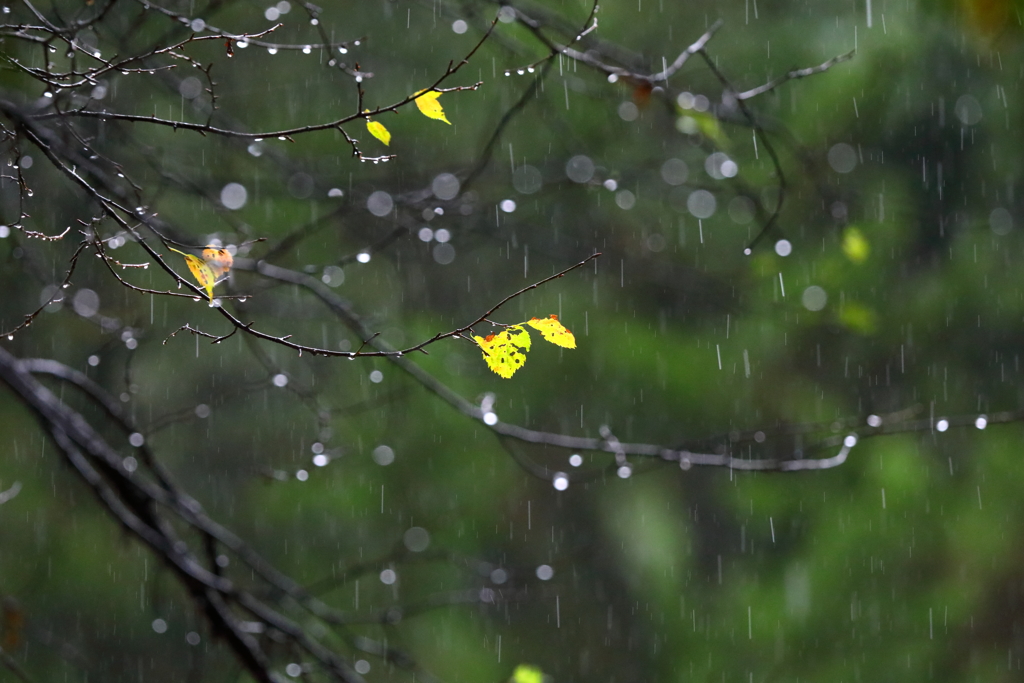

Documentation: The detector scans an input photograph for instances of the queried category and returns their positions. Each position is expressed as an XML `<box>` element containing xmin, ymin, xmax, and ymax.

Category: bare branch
<box><xmin>737</xmin><ymin>49</ymin><xmax>856</xmax><ymax>101</ymax></box>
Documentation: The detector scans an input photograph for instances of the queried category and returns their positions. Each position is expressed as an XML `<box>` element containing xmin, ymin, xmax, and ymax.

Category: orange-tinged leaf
<box><xmin>170</xmin><ymin>247</ymin><xmax>217</xmax><ymax>301</ymax></box>
<box><xmin>473</xmin><ymin>325</ymin><xmax>531</xmax><ymax>378</ymax></box>
<box><xmin>632</xmin><ymin>80</ymin><xmax>654</xmax><ymax>107</ymax></box>
<box><xmin>413</xmin><ymin>90</ymin><xmax>451</xmax><ymax>124</ymax></box>
<box><xmin>202</xmin><ymin>245</ymin><xmax>234</xmax><ymax>278</ymax></box>
<box><xmin>2</xmin><ymin>597</ymin><xmax>24</xmax><ymax>651</ymax></box>
<box><xmin>527</xmin><ymin>315</ymin><xmax>576</xmax><ymax>349</ymax></box>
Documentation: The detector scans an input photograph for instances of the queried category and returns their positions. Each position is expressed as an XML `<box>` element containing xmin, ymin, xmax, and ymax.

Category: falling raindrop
<box><xmin>367</xmin><ymin>191</ymin><xmax>393</xmax><ymax>216</ymax></box>
<box><xmin>372</xmin><ymin>445</ymin><xmax>395</xmax><ymax>466</ymax></box>
<box><xmin>512</xmin><ymin>165</ymin><xmax>542</xmax><ymax>194</ymax></box>
<box><xmin>321</xmin><ymin>266</ymin><xmax>344</xmax><ymax>287</ymax></box>
<box><xmin>566</xmin><ymin>155</ymin><xmax>594</xmax><ymax>183</ymax></box>
<box><xmin>431</xmin><ymin>173</ymin><xmax>460</xmax><ymax>200</ymax></box>
<box><xmin>615</xmin><ymin>190</ymin><xmax>636</xmax><ymax>210</ymax></box>
<box><xmin>660</xmin><ymin>158</ymin><xmax>689</xmax><ymax>185</ymax></box>
<box><xmin>954</xmin><ymin>94</ymin><xmax>982</xmax><ymax>125</ymax></box>
<box><xmin>403</xmin><ymin>527</ymin><xmax>430</xmax><ymax>552</ymax></box>
<box><xmin>432</xmin><ymin>243</ymin><xmax>455</xmax><ymax>264</ymax></box>
<box><xmin>221</xmin><ymin>183</ymin><xmax>248</xmax><ymax>210</ymax></box>
<box><xmin>801</xmin><ymin>286</ymin><xmax>827</xmax><ymax>311</ymax></box>
<box><xmin>687</xmin><ymin>190</ymin><xmax>716</xmax><ymax>218</ymax></box>
<box><xmin>990</xmin><ymin>208</ymin><xmax>1013</xmax><ymax>235</ymax></box>
<box><xmin>827</xmin><ymin>143</ymin><xmax>857</xmax><ymax>174</ymax></box>
<box><xmin>618</xmin><ymin>101</ymin><xmax>639</xmax><ymax>121</ymax></box>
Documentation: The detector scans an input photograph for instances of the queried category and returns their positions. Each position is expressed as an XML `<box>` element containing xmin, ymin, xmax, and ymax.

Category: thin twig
<box><xmin>737</xmin><ymin>50</ymin><xmax>857</xmax><ymax>101</ymax></box>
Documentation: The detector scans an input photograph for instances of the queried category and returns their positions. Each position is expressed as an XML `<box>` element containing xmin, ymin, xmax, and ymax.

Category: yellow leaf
<box><xmin>366</xmin><ymin>120</ymin><xmax>391</xmax><ymax>145</ymax></box>
<box><xmin>202</xmin><ymin>245</ymin><xmax>234</xmax><ymax>278</ymax></box>
<box><xmin>841</xmin><ymin>227</ymin><xmax>870</xmax><ymax>264</ymax></box>
<box><xmin>510</xmin><ymin>664</ymin><xmax>544</xmax><ymax>683</ymax></box>
<box><xmin>473</xmin><ymin>325</ymin><xmax>531</xmax><ymax>378</ymax></box>
<box><xmin>526</xmin><ymin>315</ymin><xmax>576</xmax><ymax>349</ymax></box>
<box><xmin>364</xmin><ymin>110</ymin><xmax>392</xmax><ymax>146</ymax></box>
<box><xmin>838</xmin><ymin>301</ymin><xmax>878</xmax><ymax>335</ymax></box>
<box><xmin>170</xmin><ymin>247</ymin><xmax>217</xmax><ymax>301</ymax></box>
<box><xmin>414</xmin><ymin>90</ymin><xmax>451</xmax><ymax>124</ymax></box>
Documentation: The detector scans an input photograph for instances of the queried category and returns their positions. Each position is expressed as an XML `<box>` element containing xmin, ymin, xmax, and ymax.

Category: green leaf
<box><xmin>676</xmin><ymin>110</ymin><xmax>729</xmax><ymax>148</ymax></box>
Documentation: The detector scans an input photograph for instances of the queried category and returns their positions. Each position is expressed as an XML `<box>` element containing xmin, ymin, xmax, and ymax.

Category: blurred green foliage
<box><xmin>3</xmin><ymin>0</ymin><xmax>1024</xmax><ymax>681</ymax></box>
